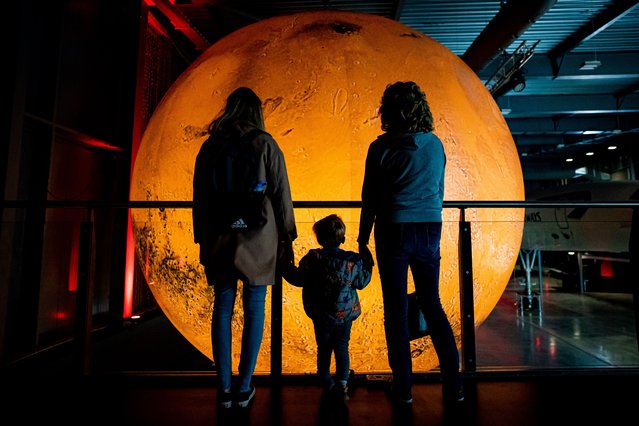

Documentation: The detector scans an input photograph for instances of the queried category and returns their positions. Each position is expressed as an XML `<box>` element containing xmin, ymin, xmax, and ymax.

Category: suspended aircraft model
<box><xmin>517</xmin><ymin>181</ymin><xmax>639</xmax><ymax>311</ymax></box>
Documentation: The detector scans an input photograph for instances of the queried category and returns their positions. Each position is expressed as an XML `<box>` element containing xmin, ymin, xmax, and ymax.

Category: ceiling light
<box><xmin>566</xmin><ymin>158</ymin><xmax>573</xmax><ymax>162</ymax></box>
<box><xmin>608</xmin><ymin>145</ymin><xmax>617</xmax><ymax>150</ymax></box>
<box><xmin>579</xmin><ymin>60</ymin><xmax>601</xmax><ymax>70</ymax></box>
<box><xmin>586</xmin><ymin>152</ymin><xmax>594</xmax><ymax>156</ymax></box>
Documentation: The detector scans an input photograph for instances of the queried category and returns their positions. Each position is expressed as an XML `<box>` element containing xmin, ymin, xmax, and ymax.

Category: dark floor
<box><xmin>4</xmin><ymin>372</ymin><xmax>638</xmax><ymax>425</ymax></box>
<box><xmin>2</xmin><ymin>275</ymin><xmax>638</xmax><ymax>425</ymax></box>
<box><xmin>90</xmin><ymin>274</ymin><xmax>639</xmax><ymax>373</ymax></box>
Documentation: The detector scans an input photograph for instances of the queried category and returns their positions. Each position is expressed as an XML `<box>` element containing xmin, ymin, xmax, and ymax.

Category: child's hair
<box><xmin>313</xmin><ymin>214</ymin><xmax>346</xmax><ymax>248</ymax></box>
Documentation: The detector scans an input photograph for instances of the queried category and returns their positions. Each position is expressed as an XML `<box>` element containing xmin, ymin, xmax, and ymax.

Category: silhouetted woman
<box><xmin>193</xmin><ymin>87</ymin><xmax>297</xmax><ymax>409</ymax></box>
<box><xmin>357</xmin><ymin>81</ymin><xmax>463</xmax><ymax>406</ymax></box>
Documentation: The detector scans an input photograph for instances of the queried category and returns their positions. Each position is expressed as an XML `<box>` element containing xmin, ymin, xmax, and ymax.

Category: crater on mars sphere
<box><xmin>130</xmin><ymin>10</ymin><xmax>525</xmax><ymax>374</ymax></box>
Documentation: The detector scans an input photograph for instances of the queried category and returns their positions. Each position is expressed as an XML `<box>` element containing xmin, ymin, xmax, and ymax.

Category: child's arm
<box><xmin>282</xmin><ymin>254</ymin><xmax>309</xmax><ymax>288</ymax></box>
<box><xmin>281</xmin><ymin>262</ymin><xmax>303</xmax><ymax>287</ymax></box>
<box><xmin>352</xmin><ymin>255</ymin><xmax>373</xmax><ymax>290</ymax></box>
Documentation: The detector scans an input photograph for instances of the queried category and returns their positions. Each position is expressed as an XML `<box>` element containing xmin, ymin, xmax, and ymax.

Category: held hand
<box><xmin>359</xmin><ymin>243</ymin><xmax>374</xmax><ymax>267</ymax></box>
<box><xmin>278</xmin><ymin>240</ymin><xmax>294</xmax><ymax>265</ymax></box>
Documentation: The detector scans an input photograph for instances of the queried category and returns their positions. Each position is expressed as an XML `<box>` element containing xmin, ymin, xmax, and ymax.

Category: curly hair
<box><xmin>379</xmin><ymin>81</ymin><xmax>433</xmax><ymax>133</ymax></box>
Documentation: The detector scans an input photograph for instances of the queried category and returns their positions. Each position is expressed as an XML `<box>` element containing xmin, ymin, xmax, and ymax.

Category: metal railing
<box><xmin>2</xmin><ymin>199</ymin><xmax>638</xmax><ymax>377</ymax></box>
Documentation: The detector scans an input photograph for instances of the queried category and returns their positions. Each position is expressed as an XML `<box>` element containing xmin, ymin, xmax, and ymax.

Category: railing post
<box><xmin>458</xmin><ymin>208</ymin><xmax>477</xmax><ymax>372</ymax></box>
<box><xmin>73</xmin><ymin>208</ymin><xmax>95</xmax><ymax>376</ymax></box>
<box><xmin>271</xmin><ymin>270</ymin><xmax>283</xmax><ymax>385</ymax></box>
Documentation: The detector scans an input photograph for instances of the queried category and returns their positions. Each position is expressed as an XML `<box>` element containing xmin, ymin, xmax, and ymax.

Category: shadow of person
<box><xmin>317</xmin><ymin>390</ymin><xmax>350</xmax><ymax>426</ymax></box>
<box><xmin>390</xmin><ymin>401</ymin><xmax>414</xmax><ymax>426</ymax></box>
<box><xmin>215</xmin><ymin>400</ymin><xmax>257</xmax><ymax>426</ymax></box>
<box><xmin>443</xmin><ymin>382</ymin><xmax>475</xmax><ymax>426</ymax></box>
<box><xmin>216</xmin><ymin>407</ymin><xmax>236</xmax><ymax>426</ymax></box>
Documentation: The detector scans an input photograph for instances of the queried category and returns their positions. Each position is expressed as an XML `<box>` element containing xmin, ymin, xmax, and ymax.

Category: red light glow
<box><xmin>123</xmin><ymin>212</ymin><xmax>135</xmax><ymax>318</ymax></box>
<box><xmin>53</xmin><ymin>311</ymin><xmax>69</xmax><ymax>320</ymax></box>
<box><xmin>600</xmin><ymin>260</ymin><xmax>614</xmax><ymax>277</ymax></box>
<box><xmin>67</xmin><ymin>224</ymin><xmax>79</xmax><ymax>292</ymax></box>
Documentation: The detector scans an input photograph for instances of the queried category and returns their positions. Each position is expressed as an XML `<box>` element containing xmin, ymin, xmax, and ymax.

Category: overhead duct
<box><xmin>461</xmin><ymin>0</ymin><xmax>557</xmax><ymax>73</ymax></box>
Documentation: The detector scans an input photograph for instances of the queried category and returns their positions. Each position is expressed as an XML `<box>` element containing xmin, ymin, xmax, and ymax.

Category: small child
<box><xmin>283</xmin><ymin>214</ymin><xmax>372</xmax><ymax>400</ymax></box>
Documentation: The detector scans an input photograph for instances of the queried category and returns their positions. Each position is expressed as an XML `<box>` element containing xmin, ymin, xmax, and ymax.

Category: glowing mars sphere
<box><xmin>130</xmin><ymin>11</ymin><xmax>524</xmax><ymax>375</ymax></box>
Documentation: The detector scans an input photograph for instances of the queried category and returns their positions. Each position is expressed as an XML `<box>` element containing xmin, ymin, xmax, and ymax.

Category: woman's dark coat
<box><xmin>193</xmin><ymin>129</ymin><xmax>297</xmax><ymax>285</ymax></box>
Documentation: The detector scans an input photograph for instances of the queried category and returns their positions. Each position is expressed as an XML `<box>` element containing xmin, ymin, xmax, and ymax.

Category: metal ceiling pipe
<box><xmin>461</xmin><ymin>0</ymin><xmax>557</xmax><ymax>73</ymax></box>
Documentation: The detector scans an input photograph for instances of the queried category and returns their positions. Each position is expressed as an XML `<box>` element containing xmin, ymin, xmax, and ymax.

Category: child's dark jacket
<box><xmin>284</xmin><ymin>247</ymin><xmax>372</xmax><ymax>325</ymax></box>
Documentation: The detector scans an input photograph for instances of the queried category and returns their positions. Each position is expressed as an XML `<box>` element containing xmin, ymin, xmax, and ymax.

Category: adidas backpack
<box><xmin>207</xmin><ymin>129</ymin><xmax>268</xmax><ymax>232</ymax></box>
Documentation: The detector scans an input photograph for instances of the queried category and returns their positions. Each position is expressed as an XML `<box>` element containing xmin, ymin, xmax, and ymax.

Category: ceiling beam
<box><xmin>520</xmin><ymin>164</ymin><xmax>581</xmax><ymax>181</ymax></box>
<box><xmin>462</xmin><ymin>0</ymin><xmax>557</xmax><ymax>73</ymax></box>
<box><xmin>514</xmin><ymin>128</ymin><xmax>638</xmax><ymax>146</ymax></box>
<box><xmin>548</xmin><ymin>0</ymin><xmax>639</xmax><ymax>75</ymax></box>
<box><xmin>507</xmin><ymin>116</ymin><xmax>629</xmax><ymax>134</ymax></box>
<box><xmin>150</xmin><ymin>0</ymin><xmax>211</xmax><ymax>52</ymax></box>
<box><xmin>497</xmin><ymin>93</ymin><xmax>639</xmax><ymax>118</ymax></box>
<box><xmin>616</xmin><ymin>81</ymin><xmax>639</xmax><ymax>99</ymax></box>
<box><xmin>390</xmin><ymin>0</ymin><xmax>405</xmax><ymax>21</ymax></box>
<box><xmin>482</xmin><ymin>52</ymin><xmax>639</xmax><ymax>78</ymax></box>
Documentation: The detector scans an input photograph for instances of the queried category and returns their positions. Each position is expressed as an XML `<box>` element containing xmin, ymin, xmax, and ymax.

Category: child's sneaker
<box><xmin>217</xmin><ymin>389</ymin><xmax>233</xmax><ymax>409</ymax></box>
<box><xmin>333</xmin><ymin>383</ymin><xmax>349</xmax><ymax>402</ymax></box>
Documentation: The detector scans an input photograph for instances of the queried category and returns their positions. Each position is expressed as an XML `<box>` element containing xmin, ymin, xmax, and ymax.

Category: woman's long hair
<box><xmin>379</xmin><ymin>81</ymin><xmax>433</xmax><ymax>134</ymax></box>
<box><xmin>208</xmin><ymin>87</ymin><xmax>265</xmax><ymax>136</ymax></box>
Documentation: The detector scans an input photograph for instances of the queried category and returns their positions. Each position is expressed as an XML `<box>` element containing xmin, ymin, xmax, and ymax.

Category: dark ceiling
<box><xmin>150</xmin><ymin>0</ymin><xmax>639</xmax><ymax>185</ymax></box>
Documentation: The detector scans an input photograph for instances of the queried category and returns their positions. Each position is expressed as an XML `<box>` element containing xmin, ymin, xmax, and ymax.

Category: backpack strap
<box><xmin>210</xmin><ymin>127</ymin><xmax>266</xmax><ymax>165</ymax></box>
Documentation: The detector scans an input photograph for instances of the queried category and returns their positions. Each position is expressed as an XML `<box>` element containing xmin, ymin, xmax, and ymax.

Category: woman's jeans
<box><xmin>374</xmin><ymin>222</ymin><xmax>461</xmax><ymax>394</ymax></box>
<box><xmin>207</xmin><ymin>271</ymin><xmax>267</xmax><ymax>393</ymax></box>
<box><xmin>313</xmin><ymin>319</ymin><xmax>353</xmax><ymax>388</ymax></box>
